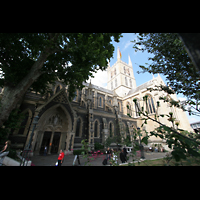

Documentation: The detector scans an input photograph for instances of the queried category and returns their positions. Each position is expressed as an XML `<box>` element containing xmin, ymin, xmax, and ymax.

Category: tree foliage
<box><xmin>0</xmin><ymin>33</ymin><xmax>122</xmax><ymax>126</ymax></box>
<box><xmin>131</xmin><ymin>98</ymin><xmax>200</xmax><ymax>162</ymax></box>
<box><xmin>0</xmin><ymin>108</ymin><xmax>25</xmax><ymax>143</ymax></box>
<box><xmin>0</xmin><ymin>33</ymin><xmax>122</xmax><ymax>97</ymax></box>
<box><xmin>132</xmin><ymin>33</ymin><xmax>200</xmax><ymax>101</ymax></box>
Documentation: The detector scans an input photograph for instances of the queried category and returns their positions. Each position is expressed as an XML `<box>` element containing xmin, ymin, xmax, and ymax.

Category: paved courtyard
<box><xmin>31</xmin><ymin>152</ymin><xmax>168</xmax><ymax>166</ymax></box>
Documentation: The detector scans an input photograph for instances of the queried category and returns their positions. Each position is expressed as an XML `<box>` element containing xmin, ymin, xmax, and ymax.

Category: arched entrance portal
<box><xmin>33</xmin><ymin>104</ymin><xmax>72</xmax><ymax>155</ymax></box>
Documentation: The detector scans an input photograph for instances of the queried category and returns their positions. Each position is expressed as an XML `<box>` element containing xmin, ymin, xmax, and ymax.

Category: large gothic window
<box><xmin>134</xmin><ymin>99</ymin><xmax>140</xmax><ymax>117</ymax></box>
<box><xmin>56</xmin><ymin>85</ymin><xmax>61</xmax><ymax>93</ymax></box>
<box><xmin>127</xmin><ymin>102</ymin><xmax>131</xmax><ymax>115</ymax></box>
<box><xmin>94</xmin><ymin>120</ymin><xmax>99</xmax><ymax>137</ymax></box>
<box><xmin>99</xmin><ymin>97</ymin><xmax>102</xmax><ymax>107</ymax></box>
<box><xmin>76</xmin><ymin>118</ymin><xmax>82</xmax><ymax>137</ymax></box>
<box><xmin>146</xmin><ymin>95</ymin><xmax>156</xmax><ymax>114</ymax></box>
<box><xmin>99</xmin><ymin>96</ymin><xmax>103</xmax><ymax>107</ymax></box>
<box><xmin>130</xmin><ymin>79</ymin><xmax>132</xmax><ymax>87</ymax></box>
<box><xmin>109</xmin><ymin>122</ymin><xmax>114</xmax><ymax>137</ymax></box>
<box><xmin>115</xmin><ymin>78</ymin><xmax>117</xmax><ymax>87</ymax></box>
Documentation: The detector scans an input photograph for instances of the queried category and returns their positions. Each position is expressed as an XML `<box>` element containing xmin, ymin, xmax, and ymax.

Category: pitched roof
<box><xmin>127</xmin><ymin>79</ymin><xmax>155</xmax><ymax>96</ymax></box>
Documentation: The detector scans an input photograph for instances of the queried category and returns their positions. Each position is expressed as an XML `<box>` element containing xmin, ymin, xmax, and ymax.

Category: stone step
<box><xmin>2</xmin><ymin>156</ymin><xmax>30</xmax><ymax>166</ymax></box>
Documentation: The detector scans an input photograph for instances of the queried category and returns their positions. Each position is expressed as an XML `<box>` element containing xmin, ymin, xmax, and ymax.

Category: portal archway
<box><xmin>33</xmin><ymin>104</ymin><xmax>72</xmax><ymax>155</ymax></box>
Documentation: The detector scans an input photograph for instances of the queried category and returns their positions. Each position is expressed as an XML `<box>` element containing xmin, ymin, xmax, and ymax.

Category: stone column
<box><xmin>102</xmin><ymin>129</ymin><xmax>109</xmax><ymax>143</ymax></box>
<box><xmin>60</xmin><ymin>132</ymin><xmax>67</xmax><ymax>152</ymax></box>
<box><xmin>48</xmin><ymin>131</ymin><xmax>55</xmax><ymax>154</ymax></box>
<box><xmin>34</xmin><ymin>131</ymin><xmax>44</xmax><ymax>155</ymax></box>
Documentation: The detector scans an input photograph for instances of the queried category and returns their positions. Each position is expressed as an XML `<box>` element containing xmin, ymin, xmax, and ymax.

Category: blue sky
<box><xmin>88</xmin><ymin>33</ymin><xmax>199</xmax><ymax>124</ymax></box>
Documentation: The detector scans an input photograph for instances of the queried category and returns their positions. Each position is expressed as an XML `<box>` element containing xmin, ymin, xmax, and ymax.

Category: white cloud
<box><xmin>122</xmin><ymin>41</ymin><xmax>132</xmax><ymax>52</ymax></box>
<box><xmin>87</xmin><ymin>69</ymin><xmax>107</xmax><ymax>88</ymax></box>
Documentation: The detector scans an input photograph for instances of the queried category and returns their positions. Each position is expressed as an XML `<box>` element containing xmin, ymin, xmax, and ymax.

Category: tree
<box><xmin>132</xmin><ymin>33</ymin><xmax>200</xmax><ymax>101</ymax></box>
<box><xmin>178</xmin><ymin>33</ymin><xmax>200</xmax><ymax>74</ymax></box>
<box><xmin>131</xmin><ymin>97</ymin><xmax>200</xmax><ymax>162</ymax></box>
<box><xmin>0</xmin><ymin>33</ymin><xmax>122</xmax><ymax>127</ymax></box>
<box><xmin>130</xmin><ymin>33</ymin><xmax>200</xmax><ymax>162</ymax></box>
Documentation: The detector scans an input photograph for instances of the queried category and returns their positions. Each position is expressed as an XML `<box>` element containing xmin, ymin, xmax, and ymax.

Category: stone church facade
<box><xmin>3</xmin><ymin>48</ymin><xmax>193</xmax><ymax>154</ymax></box>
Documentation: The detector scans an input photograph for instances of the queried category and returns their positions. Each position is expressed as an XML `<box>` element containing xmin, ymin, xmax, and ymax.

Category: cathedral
<box><xmin>4</xmin><ymin>48</ymin><xmax>193</xmax><ymax>154</ymax></box>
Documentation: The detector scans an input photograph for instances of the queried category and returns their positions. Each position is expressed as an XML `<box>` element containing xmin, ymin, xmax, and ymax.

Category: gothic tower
<box><xmin>107</xmin><ymin>47</ymin><xmax>136</xmax><ymax>97</ymax></box>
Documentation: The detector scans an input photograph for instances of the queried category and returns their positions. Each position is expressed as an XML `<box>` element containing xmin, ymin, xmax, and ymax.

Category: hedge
<box><xmin>73</xmin><ymin>149</ymin><xmax>86</xmax><ymax>155</ymax></box>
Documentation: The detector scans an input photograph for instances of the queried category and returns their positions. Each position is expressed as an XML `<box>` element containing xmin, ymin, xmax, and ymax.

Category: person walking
<box><xmin>0</xmin><ymin>140</ymin><xmax>11</xmax><ymax>166</ymax></box>
<box><xmin>120</xmin><ymin>149</ymin><xmax>126</xmax><ymax>163</ymax></box>
<box><xmin>44</xmin><ymin>145</ymin><xmax>47</xmax><ymax>156</ymax></box>
<box><xmin>106</xmin><ymin>147</ymin><xmax>111</xmax><ymax>161</ymax></box>
<box><xmin>123</xmin><ymin>147</ymin><xmax>128</xmax><ymax>162</ymax></box>
<box><xmin>57</xmin><ymin>149</ymin><xmax>64</xmax><ymax>166</ymax></box>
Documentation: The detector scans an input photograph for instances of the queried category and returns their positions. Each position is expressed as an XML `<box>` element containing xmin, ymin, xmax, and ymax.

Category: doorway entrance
<box><xmin>51</xmin><ymin>132</ymin><xmax>61</xmax><ymax>154</ymax></box>
<box><xmin>40</xmin><ymin>131</ymin><xmax>51</xmax><ymax>155</ymax></box>
<box><xmin>40</xmin><ymin>131</ymin><xmax>61</xmax><ymax>154</ymax></box>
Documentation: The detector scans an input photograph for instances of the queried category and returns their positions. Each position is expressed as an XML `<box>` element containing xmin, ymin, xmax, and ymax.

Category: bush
<box><xmin>73</xmin><ymin>149</ymin><xmax>86</xmax><ymax>155</ymax></box>
<box><xmin>94</xmin><ymin>142</ymin><xmax>104</xmax><ymax>150</ymax></box>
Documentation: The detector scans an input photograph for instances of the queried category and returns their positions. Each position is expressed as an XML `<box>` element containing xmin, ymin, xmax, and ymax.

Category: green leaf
<box><xmin>141</xmin><ymin>136</ymin><xmax>149</xmax><ymax>145</ymax></box>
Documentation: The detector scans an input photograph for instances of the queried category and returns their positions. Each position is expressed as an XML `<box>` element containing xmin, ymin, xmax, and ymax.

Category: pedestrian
<box><xmin>57</xmin><ymin>149</ymin><xmax>64</xmax><ymax>166</ymax></box>
<box><xmin>0</xmin><ymin>140</ymin><xmax>11</xmax><ymax>166</ymax></box>
<box><xmin>106</xmin><ymin>147</ymin><xmax>111</xmax><ymax>161</ymax></box>
<box><xmin>44</xmin><ymin>145</ymin><xmax>47</xmax><ymax>156</ymax></box>
<box><xmin>120</xmin><ymin>149</ymin><xmax>126</xmax><ymax>163</ymax></box>
<box><xmin>123</xmin><ymin>147</ymin><xmax>128</xmax><ymax>162</ymax></box>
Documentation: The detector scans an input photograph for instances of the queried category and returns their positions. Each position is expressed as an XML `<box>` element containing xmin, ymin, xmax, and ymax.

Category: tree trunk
<box><xmin>178</xmin><ymin>33</ymin><xmax>200</xmax><ymax>75</ymax></box>
<box><xmin>0</xmin><ymin>49</ymin><xmax>51</xmax><ymax>127</ymax></box>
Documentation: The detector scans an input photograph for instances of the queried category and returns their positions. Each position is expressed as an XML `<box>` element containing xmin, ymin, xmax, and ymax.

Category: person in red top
<box><xmin>57</xmin><ymin>149</ymin><xmax>64</xmax><ymax>166</ymax></box>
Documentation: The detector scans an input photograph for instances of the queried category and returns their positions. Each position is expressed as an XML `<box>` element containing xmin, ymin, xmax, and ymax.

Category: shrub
<box><xmin>73</xmin><ymin>149</ymin><xmax>86</xmax><ymax>155</ymax></box>
<box><xmin>94</xmin><ymin>142</ymin><xmax>104</xmax><ymax>150</ymax></box>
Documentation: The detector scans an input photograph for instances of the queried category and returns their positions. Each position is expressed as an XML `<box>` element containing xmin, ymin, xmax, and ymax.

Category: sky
<box><xmin>87</xmin><ymin>33</ymin><xmax>200</xmax><ymax>124</ymax></box>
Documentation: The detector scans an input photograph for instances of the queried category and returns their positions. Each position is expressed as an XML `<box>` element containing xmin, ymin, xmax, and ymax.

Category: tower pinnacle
<box><xmin>128</xmin><ymin>54</ymin><xmax>132</xmax><ymax>66</ymax></box>
<box><xmin>117</xmin><ymin>47</ymin><xmax>121</xmax><ymax>61</ymax></box>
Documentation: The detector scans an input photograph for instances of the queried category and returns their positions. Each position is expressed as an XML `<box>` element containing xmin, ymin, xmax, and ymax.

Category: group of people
<box><xmin>105</xmin><ymin>147</ymin><xmax>128</xmax><ymax>165</ymax></box>
<box><xmin>0</xmin><ymin>141</ymin><xmax>130</xmax><ymax>166</ymax></box>
<box><xmin>0</xmin><ymin>141</ymin><xmax>65</xmax><ymax>166</ymax></box>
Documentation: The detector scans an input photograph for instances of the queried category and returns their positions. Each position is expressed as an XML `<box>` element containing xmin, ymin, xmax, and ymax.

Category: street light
<box><xmin>137</xmin><ymin>127</ymin><xmax>145</xmax><ymax>159</ymax></box>
<box><xmin>20</xmin><ymin>115</ymin><xmax>39</xmax><ymax>166</ymax></box>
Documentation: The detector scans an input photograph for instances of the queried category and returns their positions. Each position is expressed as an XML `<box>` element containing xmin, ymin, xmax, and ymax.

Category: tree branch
<box><xmin>133</xmin><ymin>101</ymin><xmax>200</xmax><ymax>145</ymax></box>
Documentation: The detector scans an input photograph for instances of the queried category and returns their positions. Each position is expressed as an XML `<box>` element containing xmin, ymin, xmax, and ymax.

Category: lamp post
<box><xmin>137</xmin><ymin>127</ymin><xmax>145</xmax><ymax>159</ymax></box>
<box><xmin>20</xmin><ymin>115</ymin><xmax>39</xmax><ymax>166</ymax></box>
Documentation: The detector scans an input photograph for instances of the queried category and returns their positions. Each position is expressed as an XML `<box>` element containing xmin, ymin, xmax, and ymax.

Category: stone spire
<box><xmin>128</xmin><ymin>54</ymin><xmax>132</xmax><ymax>66</ymax></box>
<box><xmin>87</xmin><ymin>79</ymin><xmax>93</xmax><ymax>101</ymax></box>
<box><xmin>88</xmin><ymin>79</ymin><xmax>92</xmax><ymax>89</ymax></box>
<box><xmin>107</xmin><ymin>59</ymin><xmax>110</xmax><ymax>68</ymax></box>
<box><xmin>117</xmin><ymin>47</ymin><xmax>121</xmax><ymax>61</ymax></box>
